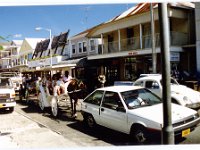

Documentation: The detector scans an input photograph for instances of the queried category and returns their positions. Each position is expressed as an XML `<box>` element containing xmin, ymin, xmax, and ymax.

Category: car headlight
<box><xmin>193</xmin><ymin>113</ymin><xmax>199</xmax><ymax>119</ymax></box>
<box><xmin>6</xmin><ymin>98</ymin><xmax>15</xmax><ymax>102</ymax></box>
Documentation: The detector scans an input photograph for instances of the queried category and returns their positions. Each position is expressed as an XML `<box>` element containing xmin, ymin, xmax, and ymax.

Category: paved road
<box><xmin>1</xmin><ymin>99</ymin><xmax>200</xmax><ymax>148</ymax></box>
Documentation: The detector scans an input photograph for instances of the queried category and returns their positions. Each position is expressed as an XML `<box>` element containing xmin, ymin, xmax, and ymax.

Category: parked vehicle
<box><xmin>0</xmin><ymin>77</ymin><xmax>16</xmax><ymax>112</ymax></box>
<box><xmin>134</xmin><ymin>74</ymin><xmax>200</xmax><ymax>109</ymax></box>
<box><xmin>0</xmin><ymin>72</ymin><xmax>22</xmax><ymax>93</ymax></box>
<box><xmin>114</xmin><ymin>81</ymin><xmax>134</xmax><ymax>86</ymax></box>
<box><xmin>81</xmin><ymin>86</ymin><xmax>200</xmax><ymax>144</ymax></box>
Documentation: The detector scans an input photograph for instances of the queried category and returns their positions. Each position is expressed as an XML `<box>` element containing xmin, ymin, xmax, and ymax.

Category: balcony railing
<box><xmin>102</xmin><ymin>31</ymin><xmax>189</xmax><ymax>54</ymax></box>
<box><xmin>28</xmin><ymin>55</ymin><xmax>68</xmax><ymax>68</ymax></box>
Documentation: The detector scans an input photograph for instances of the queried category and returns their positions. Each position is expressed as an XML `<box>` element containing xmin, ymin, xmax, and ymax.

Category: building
<box><xmin>86</xmin><ymin>2</ymin><xmax>195</xmax><ymax>85</ymax></box>
<box><xmin>0</xmin><ymin>40</ymin><xmax>22</xmax><ymax>72</ymax></box>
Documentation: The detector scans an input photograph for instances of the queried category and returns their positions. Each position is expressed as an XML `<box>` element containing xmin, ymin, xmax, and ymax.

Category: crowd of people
<box><xmin>20</xmin><ymin>71</ymin><xmax>73</xmax><ymax>98</ymax></box>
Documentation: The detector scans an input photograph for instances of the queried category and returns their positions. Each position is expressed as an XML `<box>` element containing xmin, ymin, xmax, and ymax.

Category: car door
<box><xmin>99</xmin><ymin>91</ymin><xmax>128</xmax><ymax>133</ymax></box>
<box><xmin>83</xmin><ymin>90</ymin><xmax>104</xmax><ymax>124</ymax></box>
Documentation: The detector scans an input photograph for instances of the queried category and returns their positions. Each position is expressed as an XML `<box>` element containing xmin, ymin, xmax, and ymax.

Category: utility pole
<box><xmin>150</xmin><ymin>3</ymin><xmax>157</xmax><ymax>73</ymax></box>
<box><xmin>158</xmin><ymin>3</ymin><xmax>174</xmax><ymax>144</ymax></box>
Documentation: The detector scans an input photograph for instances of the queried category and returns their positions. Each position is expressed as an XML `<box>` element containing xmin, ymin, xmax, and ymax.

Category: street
<box><xmin>1</xmin><ymin>98</ymin><xmax>200</xmax><ymax>148</ymax></box>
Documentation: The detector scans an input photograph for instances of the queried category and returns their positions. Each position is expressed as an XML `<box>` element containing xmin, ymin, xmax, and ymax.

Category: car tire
<box><xmin>85</xmin><ymin>114</ymin><xmax>96</xmax><ymax>128</ymax></box>
<box><xmin>8</xmin><ymin>107</ymin><xmax>14</xmax><ymax>113</ymax></box>
<box><xmin>131</xmin><ymin>125</ymin><xmax>148</xmax><ymax>144</ymax></box>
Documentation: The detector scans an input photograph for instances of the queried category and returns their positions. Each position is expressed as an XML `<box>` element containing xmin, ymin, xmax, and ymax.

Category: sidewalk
<box><xmin>0</xmin><ymin>111</ymin><xmax>79</xmax><ymax>148</ymax></box>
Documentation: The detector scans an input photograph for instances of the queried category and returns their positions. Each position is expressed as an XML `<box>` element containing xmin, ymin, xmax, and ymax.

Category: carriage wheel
<box><xmin>51</xmin><ymin>97</ymin><xmax>58</xmax><ymax>117</ymax></box>
<box><xmin>38</xmin><ymin>93</ymin><xmax>45</xmax><ymax>111</ymax></box>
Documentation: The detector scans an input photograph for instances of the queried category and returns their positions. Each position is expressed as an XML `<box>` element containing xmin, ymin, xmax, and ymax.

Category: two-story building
<box><xmin>86</xmin><ymin>2</ymin><xmax>195</xmax><ymax>85</ymax></box>
<box><xmin>66</xmin><ymin>28</ymin><xmax>102</xmax><ymax>89</ymax></box>
<box><xmin>0</xmin><ymin>40</ymin><xmax>23</xmax><ymax>72</ymax></box>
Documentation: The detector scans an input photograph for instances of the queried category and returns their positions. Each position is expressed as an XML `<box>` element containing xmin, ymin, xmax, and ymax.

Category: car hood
<box><xmin>0</xmin><ymin>88</ymin><xmax>14</xmax><ymax>93</ymax></box>
<box><xmin>171</xmin><ymin>84</ymin><xmax>200</xmax><ymax>102</ymax></box>
<box><xmin>128</xmin><ymin>103</ymin><xmax>197</xmax><ymax>125</ymax></box>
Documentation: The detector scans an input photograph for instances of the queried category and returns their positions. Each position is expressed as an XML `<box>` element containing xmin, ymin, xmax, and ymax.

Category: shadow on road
<box><xmin>15</xmin><ymin>100</ymin><xmax>187</xmax><ymax>146</ymax></box>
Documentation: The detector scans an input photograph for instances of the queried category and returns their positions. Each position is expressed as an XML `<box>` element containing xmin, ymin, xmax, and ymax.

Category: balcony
<box><xmin>102</xmin><ymin>31</ymin><xmax>189</xmax><ymax>54</ymax></box>
<box><xmin>28</xmin><ymin>55</ymin><xmax>68</xmax><ymax>68</ymax></box>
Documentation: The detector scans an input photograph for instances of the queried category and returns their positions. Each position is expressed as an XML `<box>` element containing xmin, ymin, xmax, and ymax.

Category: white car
<box><xmin>0</xmin><ymin>72</ymin><xmax>22</xmax><ymax>92</ymax></box>
<box><xmin>81</xmin><ymin>86</ymin><xmax>200</xmax><ymax>143</ymax></box>
<box><xmin>134</xmin><ymin>74</ymin><xmax>200</xmax><ymax>109</ymax></box>
<box><xmin>0</xmin><ymin>77</ymin><xmax>16</xmax><ymax>112</ymax></box>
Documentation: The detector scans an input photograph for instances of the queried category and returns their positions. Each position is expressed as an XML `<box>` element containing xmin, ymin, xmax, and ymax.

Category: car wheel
<box><xmin>131</xmin><ymin>125</ymin><xmax>148</xmax><ymax>144</ymax></box>
<box><xmin>8</xmin><ymin>107</ymin><xmax>14</xmax><ymax>113</ymax></box>
<box><xmin>38</xmin><ymin>93</ymin><xmax>45</xmax><ymax>111</ymax></box>
<box><xmin>51</xmin><ymin>97</ymin><xmax>58</xmax><ymax>117</ymax></box>
<box><xmin>85</xmin><ymin>114</ymin><xmax>96</xmax><ymax>128</ymax></box>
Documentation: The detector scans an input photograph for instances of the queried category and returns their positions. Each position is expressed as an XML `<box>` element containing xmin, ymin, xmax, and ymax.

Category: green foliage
<box><xmin>0</xmin><ymin>45</ymin><xmax>3</xmax><ymax>50</ymax></box>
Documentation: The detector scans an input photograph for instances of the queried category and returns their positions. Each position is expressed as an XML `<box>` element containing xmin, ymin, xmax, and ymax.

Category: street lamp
<box><xmin>35</xmin><ymin>27</ymin><xmax>52</xmax><ymax>68</ymax></box>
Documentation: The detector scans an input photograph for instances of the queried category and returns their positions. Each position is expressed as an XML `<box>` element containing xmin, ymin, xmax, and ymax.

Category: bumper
<box><xmin>0</xmin><ymin>102</ymin><xmax>16</xmax><ymax>109</ymax></box>
<box><xmin>174</xmin><ymin>117</ymin><xmax>200</xmax><ymax>136</ymax></box>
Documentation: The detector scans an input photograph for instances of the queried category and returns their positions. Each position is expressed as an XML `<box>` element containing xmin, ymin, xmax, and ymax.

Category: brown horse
<box><xmin>67</xmin><ymin>78</ymin><xmax>87</xmax><ymax>117</ymax></box>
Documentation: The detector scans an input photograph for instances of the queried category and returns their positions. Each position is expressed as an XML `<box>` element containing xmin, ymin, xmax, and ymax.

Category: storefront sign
<box><xmin>128</xmin><ymin>51</ymin><xmax>138</xmax><ymax>55</ymax></box>
<box><xmin>170</xmin><ymin>52</ymin><xmax>180</xmax><ymax>62</ymax></box>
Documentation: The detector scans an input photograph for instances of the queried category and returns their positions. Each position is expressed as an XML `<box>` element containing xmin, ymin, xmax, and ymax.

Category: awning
<box><xmin>38</xmin><ymin>57</ymin><xmax>87</xmax><ymax>70</ymax></box>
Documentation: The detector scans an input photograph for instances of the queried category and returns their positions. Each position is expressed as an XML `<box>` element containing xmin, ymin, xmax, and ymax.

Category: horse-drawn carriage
<box><xmin>38</xmin><ymin>76</ymin><xmax>87</xmax><ymax>117</ymax></box>
<box><xmin>19</xmin><ymin>77</ymin><xmax>39</xmax><ymax>103</ymax></box>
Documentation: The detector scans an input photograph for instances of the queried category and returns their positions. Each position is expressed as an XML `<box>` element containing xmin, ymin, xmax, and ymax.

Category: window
<box><xmin>83</xmin><ymin>41</ymin><xmax>87</xmax><ymax>52</ymax></box>
<box><xmin>134</xmin><ymin>81</ymin><xmax>143</xmax><ymax>87</ymax></box>
<box><xmin>72</xmin><ymin>44</ymin><xmax>76</xmax><ymax>54</ymax></box>
<box><xmin>90</xmin><ymin>40</ymin><xmax>95</xmax><ymax>51</ymax></box>
<box><xmin>84</xmin><ymin>90</ymin><xmax>104</xmax><ymax>106</ymax></box>
<box><xmin>145</xmin><ymin>81</ymin><xmax>159</xmax><ymax>89</ymax></box>
<box><xmin>28</xmin><ymin>53</ymin><xmax>32</xmax><ymax>61</ymax></box>
<box><xmin>102</xmin><ymin>91</ymin><xmax>122</xmax><ymax>110</ymax></box>
<box><xmin>78</xmin><ymin>42</ymin><xmax>82</xmax><ymax>53</ymax></box>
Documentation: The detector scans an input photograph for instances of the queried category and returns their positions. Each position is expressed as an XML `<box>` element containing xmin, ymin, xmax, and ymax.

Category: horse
<box><xmin>66</xmin><ymin>78</ymin><xmax>88</xmax><ymax>117</ymax></box>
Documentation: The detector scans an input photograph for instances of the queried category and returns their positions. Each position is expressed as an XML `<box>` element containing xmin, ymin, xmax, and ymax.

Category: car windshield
<box><xmin>0</xmin><ymin>73</ymin><xmax>17</xmax><ymax>77</ymax></box>
<box><xmin>0</xmin><ymin>78</ymin><xmax>13</xmax><ymax>88</ymax></box>
<box><xmin>121</xmin><ymin>88</ymin><xmax>161</xmax><ymax>109</ymax></box>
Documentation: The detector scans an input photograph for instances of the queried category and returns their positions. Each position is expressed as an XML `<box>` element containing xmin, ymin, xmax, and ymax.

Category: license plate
<box><xmin>0</xmin><ymin>104</ymin><xmax>3</xmax><ymax>108</ymax></box>
<box><xmin>182</xmin><ymin>128</ymin><xmax>190</xmax><ymax>137</ymax></box>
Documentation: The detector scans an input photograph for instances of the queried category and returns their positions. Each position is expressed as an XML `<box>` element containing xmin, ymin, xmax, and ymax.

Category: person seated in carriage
<box><xmin>54</xmin><ymin>73</ymin><xmax>65</xmax><ymax>96</ymax></box>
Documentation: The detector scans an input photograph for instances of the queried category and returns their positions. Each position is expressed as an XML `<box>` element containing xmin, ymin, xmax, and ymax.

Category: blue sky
<box><xmin>0</xmin><ymin>4</ymin><xmax>134</xmax><ymax>41</ymax></box>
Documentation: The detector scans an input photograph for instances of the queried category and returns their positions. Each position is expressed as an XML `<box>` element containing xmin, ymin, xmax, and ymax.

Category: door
<box><xmin>99</xmin><ymin>91</ymin><xmax>128</xmax><ymax>133</ymax></box>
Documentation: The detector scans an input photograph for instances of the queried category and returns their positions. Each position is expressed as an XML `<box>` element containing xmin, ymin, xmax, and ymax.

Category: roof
<box><xmin>96</xmin><ymin>85</ymin><xmax>143</xmax><ymax>93</ymax></box>
<box><xmin>24</xmin><ymin>38</ymin><xmax>45</xmax><ymax>49</ymax></box>
<box><xmin>136</xmin><ymin>74</ymin><xmax>162</xmax><ymax>81</ymax></box>
<box><xmin>107</xmin><ymin>2</ymin><xmax>194</xmax><ymax>23</ymax></box>
<box><xmin>11</xmin><ymin>40</ymin><xmax>23</xmax><ymax>46</ymax></box>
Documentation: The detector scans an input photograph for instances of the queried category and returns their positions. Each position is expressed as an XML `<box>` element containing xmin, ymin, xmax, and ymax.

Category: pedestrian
<box><xmin>97</xmin><ymin>74</ymin><xmax>106</xmax><ymax>88</ymax></box>
<box><xmin>63</xmin><ymin>71</ymin><xmax>72</xmax><ymax>83</ymax></box>
<box><xmin>171</xmin><ymin>65</ymin><xmax>180</xmax><ymax>82</ymax></box>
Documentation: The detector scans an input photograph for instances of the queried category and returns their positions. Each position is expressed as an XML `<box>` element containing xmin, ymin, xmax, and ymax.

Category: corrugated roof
<box><xmin>106</xmin><ymin>2</ymin><xmax>194</xmax><ymax>23</ymax></box>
